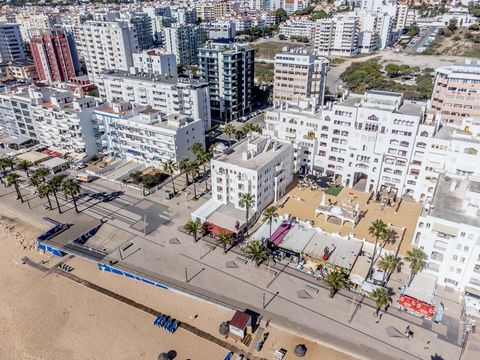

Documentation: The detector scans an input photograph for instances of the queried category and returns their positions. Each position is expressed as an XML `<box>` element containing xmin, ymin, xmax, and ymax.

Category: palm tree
<box><xmin>3</xmin><ymin>157</ymin><xmax>15</xmax><ymax>171</ymax></box>
<box><xmin>35</xmin><ymin>167</ymin><xmax>49</xmax><ymax>182</ymax></box>
<box><xmin>263</xmin><ymin>206</ymin><xmax>279</xmax><ymax>242</ymax></box>
<box><xmin>163</xmin><ymin>159</ymin><xmax>177</xmax><ymax>195</ymax></box>
<box><xmin>6</xmin><ymin>172</ymin><xmax>23</xmax><ymax>202</ymax></box>
<box><xmin>186</xmin><ymin>161</ymin><xmax>200</xmax><ymax>199</ymax></box>
<box><xmin>244</xmin><ymin>240</ymin><xmax>272</xmax><ymax>267</ymax></box>
<box><xmin>367</xmin><ymin>219</ymin><xmax>388</xmax><ymax>279</ymax></box>
<box><xmin>216</xmin><ymin>233</ymin><xmax>234</xmax><ymax>254</ymax></box>
<box><xmin>370</xmin><ymin>288</ymin><xmax>390</xmax><ymax>315</ymax></box>
<box><xmin>179</xmin><ymin>158</ymin><xmax>192</xmax><ymax>186</ymax></box>
<box><xmin>235</xmin><ymin>128</ymin><xmax>246</xmax><ymax>141</ymax></box>
<box><xmin>324</xmin><ymin>270</ymin><xmax>351</xmax><ymax>298</ymax></box>
<box><xmin>17</xmin><ymin>159</ymin><xmax>32</xmax><ymax>177</ymax></box>
<box><xmin>239</xmin><ymin>193</ymin><xmax>255</xmax><ymax>238</ymax></box>
<box><xmin>404</xmin><ymin>248</ymin><xmax>427</xmax><ymax>286</ymax></box>
<box><xmin>0</xmin><ymin>158</ymin><xmax>6</xmax><ymax>171</ymax></box>
<box><xmin>223</xmin><ymin>123</ymin><xmax>236</xmax><ymax>146</ymax></box>
<box><xmin>378</xmin><ymin>254</ymin><xmax>402</xmax><ymax>285</ymax></box>
<box><xmin>61</xmin><ymin>178</ymin><xmax>81</xmax><ymax>213</ymax></box>
<box><xmin>37</xmin><ymin>182</ymin><xmax>53</xmax><ymax>210</ymax></box>
<box><xmin>47</xmin><ymin>176</ymin><xmax>63</xmax><ymax>214</ymax></box>
<box><xmin>29</xmin><ymin>173</ymin><xmax>41</xmax><ymax>187</ymax></box>
<box><xmin>184</xmin><ymin>219</ymin><xmax>202</xmax><ymax>242</ymax></box>
<box><xmin>192</xmin><ymin>142</ymin><xmax>204</xmax><ymax>158</ymax></box>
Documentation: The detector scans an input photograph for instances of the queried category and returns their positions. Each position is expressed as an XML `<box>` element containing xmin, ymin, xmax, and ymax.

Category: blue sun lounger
<box><xmin>167</xmin><ymin>320</ymin><xmax>178</xmax><ymax>334</ymax></box>
<box><xmin>224</xmin><ymin>352</ymin><xmax>233</xmax><ymax>360</ymax></box>
<box><xmin>154</xmin><ymin>315</ymin><xmax>163</xmax><ymax>326</ymax></box>
<box><xmin>159</xmin><ymin>315</ymin><xmax>169</xmax><ymax>327</ymax></box>
<box><xmin>163</xmin><ymin>318</ymin><xmax>173</xmax><ymax>330</ymax></box>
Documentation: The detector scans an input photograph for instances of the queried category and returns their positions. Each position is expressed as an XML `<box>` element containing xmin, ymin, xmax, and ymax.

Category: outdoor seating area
<box><xmin>253</xmin><ymin>215</ymin><xmax>363</xmax><ymax>276</ymax></box>
<box><xmin>153</xmin><ymin>314</ymin><xmax>180</xmax><ymax>334</ymax></box>
<box><xmin>296</xmin><ymin>174</ymin><xmax>340</xmax><ymax>193</ymax></box>
<box><xmin>276</xmin><ymin>184</ymin><xmax>422</xmax><ymax>256</ymax></box>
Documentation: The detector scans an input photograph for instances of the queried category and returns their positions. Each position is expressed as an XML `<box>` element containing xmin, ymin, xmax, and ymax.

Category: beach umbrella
<box><xmin>158</xmin><ymin>353</ymin><xmax>170</xmax><ymax>360</ymax></box>
<box><xmin>219</xmin><ymin>321</ymin><xmax>229</xmax><ymax>336</ymax></box>
<box><xmin>294</xmin><ymin>344</ymin><xmax>307</xmax><ymax>357</ymax></box>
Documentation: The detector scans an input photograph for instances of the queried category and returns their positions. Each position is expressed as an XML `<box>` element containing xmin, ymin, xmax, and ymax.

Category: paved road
<box><xmin>406</xmin><ymin>27</ymin><xmax>437</xmax><ymax>54</ymax></box>
<box><xmin>0</xmin><ymin>176</ymin><xmax>464</xmax><ymax>360</ymax></box>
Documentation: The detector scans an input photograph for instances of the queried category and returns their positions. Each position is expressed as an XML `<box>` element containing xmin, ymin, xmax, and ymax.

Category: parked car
<box><xmin>71</xmin><ymin>161</ymin><xmax>86</xmax><ymax>170</ymax></box>
<box><xmin>75</xmin><ymin>173</ymin><xmax>93</xmax><ymax>182</ymax></box>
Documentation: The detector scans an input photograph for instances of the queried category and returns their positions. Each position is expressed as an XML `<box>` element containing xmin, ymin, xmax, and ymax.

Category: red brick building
<box><xmin>30</xmin><ymin>29</ymin><xmax>78</xmax><ymax>83</ymax></box>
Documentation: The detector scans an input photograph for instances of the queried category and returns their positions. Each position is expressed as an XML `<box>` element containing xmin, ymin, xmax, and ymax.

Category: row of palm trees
<box><xmin>367</xmin><ymin>219</ymin><xmax>427</xmax><ymax>286</ymax></box>
<box><xmin>5</xmin><ymin>164</ymin><xmax>82</xmax><ymax>214</ymax></box>
<box><xmin>162</xmin><ymin>142</ymin><xmax>214</xmax><ymax>200</ymax></box>
<box><xmin>223</xmin><ymin>122</ymin><xmax>263</xmax><ymax>147</ymax></box>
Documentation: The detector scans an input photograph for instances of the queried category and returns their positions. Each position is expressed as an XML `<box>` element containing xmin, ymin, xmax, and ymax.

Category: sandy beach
<box><xmin>0</xmin><ymin>211</ymin><xmax>355</xmax><ymax>360</ymax></box>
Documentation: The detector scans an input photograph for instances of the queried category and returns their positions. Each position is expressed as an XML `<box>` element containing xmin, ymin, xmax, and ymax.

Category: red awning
<box><xmin>205</xmin><ymin>222</ymin><xmax>235</xmax><ymax>236</ymax></box>
<box><xmin>399</xmin><ymin>294</ymin><xmax>435</xmax><ymax>318</ymax></box>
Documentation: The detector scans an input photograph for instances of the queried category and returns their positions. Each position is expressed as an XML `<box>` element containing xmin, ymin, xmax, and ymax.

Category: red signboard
<box><xmin>398</xmin><ymin>294</ymin><xmax>434</xmax><ymax>318</ymax></box>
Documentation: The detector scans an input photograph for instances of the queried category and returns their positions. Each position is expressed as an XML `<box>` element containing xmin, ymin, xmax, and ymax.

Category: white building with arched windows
<box><xmin>315</xmin><ymin>90</ymin><xmax>426</xmax><ymax>197</ymax></box>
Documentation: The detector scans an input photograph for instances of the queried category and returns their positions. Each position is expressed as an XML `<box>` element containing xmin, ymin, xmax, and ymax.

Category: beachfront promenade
<box><xmin>0</xmin><ymin>177</ymin><xmax>464</xmax><ymax>360</ymax></box>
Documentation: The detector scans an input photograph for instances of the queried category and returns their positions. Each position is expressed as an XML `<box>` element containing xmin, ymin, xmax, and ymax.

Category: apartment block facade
<box><xmin>77</xmin><ymin>20</ymin><xmax>139</xmax><ymax>82</ymax></box>
<box><xmin>413</xmin><ymin>175</ymin><xmax>480</xmax><ymax>292</ymax></box>
<box><xmin>132</xmin><ymin>49</ymin><xmax>178</xmax><ymax>77</ymax></box>
<box><xmin>98</xmin><ymin>71</ymin><xmax>211</xmax><ymax>130</ymax></box>
<box><xmin>428</xmin><ymin>59</ymin><xmax>480</xmax><ymax>125</ymax></box>
<box><xmin>0</xmin><ymin>23</ymin><xmax>26</xmax><ymax>64</ymax></box>
<box><xmin>30</xmin><ymin>29</ymin><xmax>79</xmax><ymax>83</ymax></box>
<box><xmin>95</xmin><ymin>103</ymin><xmax>204</xmax><ymax>166</ymax></box>
<box><xmin>314</xmin><ymin>16</ymin><xmax>359</xmax><ymax>57</ymax></box>
<box><xmin>0</xmin><ymin>86</ymin><xmax>98</xmax><ymax>158</ymax></box>
<box><xmin>273</xmin><ymin>49</ymin><xmax>328</xmax><ymax>106</ymax></box>
<box><xmin>163</xmin><ymin>24</ymin><xmax>206</xmax><ymax>65</ymax></box>
<box><xmin>198</xmin><ymin>41</ymin><xmax>254</xmax><ymax>122</ymax></box>
<box><xmin>210</xmin><ymin>134</ymin><xmax>294</xmax><ymax>214</ymax></box>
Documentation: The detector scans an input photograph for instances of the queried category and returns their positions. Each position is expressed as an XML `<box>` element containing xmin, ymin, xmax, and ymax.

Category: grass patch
<box><xmin>253</xmin><ymin>41</ymin><xmax>297</xmax><ymax>60</ymax></box>
<box><xmin>330</xmin><ymin>57</ymin><xmax>346</xmax><ymax>67</ymax></box>
<box><xmin>255</xmin><ymin>61</ymin><xmax>274</xmax><ymax>83</ymax></box>
<box><xmin>325</xmin><ymin>185</ymin><xmax>344</xmax><ymax>196</ymax></box>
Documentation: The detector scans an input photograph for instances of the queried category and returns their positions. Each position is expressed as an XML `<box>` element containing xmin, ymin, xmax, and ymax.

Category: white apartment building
<box><xmin>171</xmin><ymin>7</ymin><xmax>198</xmax><ymax>25</ymax></box>
<box><xmin>15</xmin><ymin>13</ymin><xmax>54</xmax><ymax>43</ymax></box>
<box><xmin>205</xmin><ymin>20</ymin><xmax>236</xmax><ymax>40</ymax></box>
<box><xmin>273</xmin><ymin>49</ymin><xmax>328</xmax><ymax>106</ymax></box>
<box><xmin>163</xmin><ymin>24</ymin><xmax>206</xmax><ymax>65</ymax></box>
<box><xmin>413</xmin><ymin>118</ymin><xmax>480</xmax><ymax>203</ymax></box>
<box><xmin>264</xmin><ymin>99</ymin><xmax>321</xmax><ymax>174</ymax></box>
<box><xmin>28</xmin><ymin>88</ymin><xmax>99</xmax><ymax>159</ymax></box>
<box><xmin>132</xmin><ymin>49</ymin><xmax>178</xmax><ymax>77</ymax></box>
<box><xmin>0</xmin><ymin>23</ymin><xmax>26</xmax><ymax>64</ymax></box>
<box><xmin>0</xmin><ymin>86</ymin><xmax>99</xmax><ymax>159</ymax></box>
<box><xmin>77</xmin><ymin>20</ymin><xmax>139</xmax><ymax>82</ymax></box>
<box><xmin>98</xmin><ymin>71</ymin><xmax>211</xmax><ymax>130</ymax></box>
<box><xmin>315</xmin><ymin>91</ymin><xmax>426</xmax><ymax>196</ymax></box>
<box><xmin>314</xmin><ymin>16</ymin><xmax>359</xmax><ymax>57</ymax></box>
<box><xmin>210</xmin><ymin>134</ymin><xmax>294</xmax><ymax>214</ymax></box>
<box><xmin>413</xmin><ymin>175</ymin><xmax>480</xmax><ymax>292</ymax></box>
<box><xmin>0</xmin><ymin>87</ymin><xmax>36</xmax><ymax>139</ymax></box>
<box><xmin>95</xmin><ymin>103</ymin><xmax>204</xmax><ymax>166</ymax></box>
<box><xmin>279</xmin><ymin>17</ymin><xmax>316</xmax><ymax>42</ymax></box>
<box><xmin>357</xmin><ymin>11</ymin><xmax>395</xmax><ymax>53</ymax></box>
